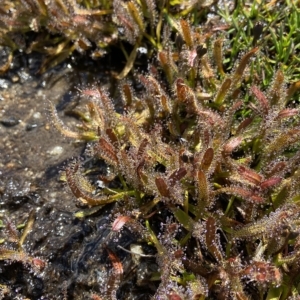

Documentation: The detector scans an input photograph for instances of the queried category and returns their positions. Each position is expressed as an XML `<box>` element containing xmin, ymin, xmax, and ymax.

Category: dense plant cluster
<box><xmin>0</xmin><ymin>0</ymin><xmax>117</xmax><ymax>73</ymax></box>
<box><xmin>0</xmin><ymin>0</ymin><xmax>214</xmax><ymax>75</ymax></box>
<box><xmin>1</xmin><ymin>0</ymin><xmax>300</xmax><ymax>299</ymax></box>
<box><xmin>51</xmin><ymin>14</ymin><xmax>300</xmax><ymax>299</ymax></box>
<box><xmin>1</xmin><ymin>0</ymin><xmax>299</xmax><ymax>82</ymax></box>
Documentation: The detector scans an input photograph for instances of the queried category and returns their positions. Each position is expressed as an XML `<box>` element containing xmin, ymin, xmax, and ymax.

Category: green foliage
<box><xmin>51</xmin><ymin>13</ymin><xmax>300</xmax><ymax>299</ymax></box>
<box><xmin>219</xmin><ymin>0</ymin><xmax>300</xmax><ymax>85</ymax></box>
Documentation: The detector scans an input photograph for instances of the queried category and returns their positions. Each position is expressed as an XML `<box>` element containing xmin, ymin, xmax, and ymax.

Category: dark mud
<box><xmin>0</xmin><ymin>52</ymin><xmax>156</xmax><ymax>299</ymax></box>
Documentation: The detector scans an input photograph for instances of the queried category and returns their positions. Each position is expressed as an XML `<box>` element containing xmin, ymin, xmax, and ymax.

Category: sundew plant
<box><xmin>0</xmin><ymin>0</ymin><xmax>300</xmax><ymax>299</ymax></box>
<box><xmin>50</xmin><ymin>6</ymin><xmax>300</xmax><ymax>299</ymax></box>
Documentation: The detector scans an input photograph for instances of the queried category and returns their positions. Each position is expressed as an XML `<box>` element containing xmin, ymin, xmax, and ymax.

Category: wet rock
<box><xmin>25</xmin><ymin>123</ymin><xmax>39</xmax><ymax>131</ymax></box>
<box><xmin>0</xmin><ymin>78</ymin><xmax>10</xmax><ymax>89</ymax></box>
<box><xmin>0</xmin><ymin>117</ymin><xmax>20</xmax><ymax>127</ymax></box>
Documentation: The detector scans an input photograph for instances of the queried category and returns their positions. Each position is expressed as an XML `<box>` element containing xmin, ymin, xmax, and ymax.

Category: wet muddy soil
<box><xmin>0</xmin><ymin>52</ymin><xmax>155</xmax><ymax>299</ymax></box>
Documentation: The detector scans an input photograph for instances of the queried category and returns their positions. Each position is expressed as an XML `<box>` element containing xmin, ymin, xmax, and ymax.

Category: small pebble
<box><xmin>47</xmin><ymin>145</ymin><xmax>64</xmax><ymax>156</ymax></box>
<box><xmin>33</xmin><ymin>112</ymin><xmax>41</xmax><ymax>119</ymax></box>
<box><xmin>0</xmin><ymin>117</ymin><xmax>20</xmax><ymax>127</ymax></box>
<box><xmin>26</xmin><ymin>123</ymin><xmax>38</xmax><ymax>131</ymax></box>
<box><xmin>11</xmin><ymin>75</ymin><xmax>19</xmax><ymax>83</ymax></box>
<box><xmin>0</xmin><ymin>79</ymin><xmax>10</xmax><ymax>89</ymax></box>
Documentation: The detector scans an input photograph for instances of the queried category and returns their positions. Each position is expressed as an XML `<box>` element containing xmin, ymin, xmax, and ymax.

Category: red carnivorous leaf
<box><xmin>155</xmin><ymin>177</ymin><xmax>170</xmax><ymax>197</ymax></box>
<box><xmin>260</xmin><ymin>177</ymin><xmax>282</xmax><ymax>190</ymax></box>
<box><xmin>180</xmin><ymin>19</ymin><xmax>193</xmax><ymax>48</ymax></box>
<box><xmin>137</xmin><ymin>138</ymin><xmax>148</xmax><ymax>159</ymax></box>
<box><xmin>237</xmin><ymin>165</ymin><xmax>262</xmax><ymax>185</ymax></box>
<box><xmin>168</xmin><ymin>167</ymin><xmax>187</xmax><ymax>187</ymax></box>
<box><xmin>276</xmin><ymin>108</ymin><xmax>299</xmax><ymax>119</ymax></box>
<box><xmin>94</xmin><ymin>137</ymin><xmax>118</xmax><ymax>166</ymax></box>
<box><xmin>206</xmin><ymin>217</ymin><xmax>223</xmax><ymax>262</ymax></box>
<box><xmin>236</xmin><ymin>117</ymin><xmax>253</xmax><ymax>134</ymax></box>
<box><xmin>201</xmin><ymin>147</ymin><xmax>214</xmax><ymax>172</ymax></box>
<box><xmin>223</xmin><ymin>137</ymin><xmax>242</xmax><ymax>156</ymax></box>
<box><xmin>112</xmin><ymin>216</ymin><xmax>133</xmax><ymax>231</ymax></box>
<box><xmin>197</xmin><ymin>170</ymin><xmax>209</xmax><ymax>203</ymax></box>
<box><xmin>107</xmin><ymin>248</ymin><xmax>123</xmax><ymax>276</ymax></box>
<box><xmin>233</xmin><ymin>47</ymin><xmax>258</xmax><ymax>82</ymax></box>
<box><xmin>250</xmin><ymin>85</ymin><xmax>269</xmax><ymax>115</ymax></box>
